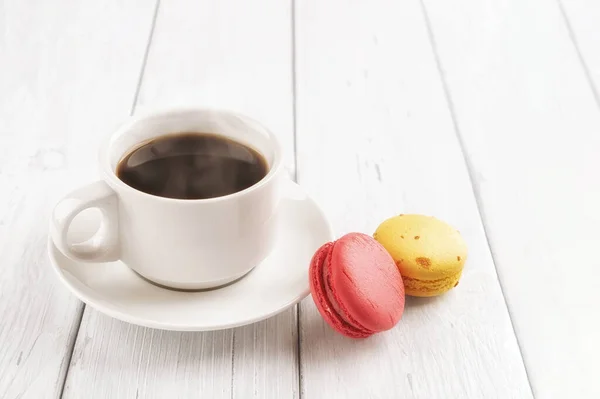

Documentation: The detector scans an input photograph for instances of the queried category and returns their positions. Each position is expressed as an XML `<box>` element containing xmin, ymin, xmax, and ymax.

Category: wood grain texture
<box><xmin>0</xmin><ymin>1</ymin><xmax>157</xmax><ymax>398</ymax></box>
<box><xmin>422</xmin><ymin>0</ymin><xmax>600</xmax><ymax>397</ymax></box>
<box><xmin>65</xmin><ymin>313</ymin><xmax>234</xmax><ymax>398</ymax></box>
<box><xmin>62</xmin><ymin>1</ymin><xmax>297</xmax><ymax>398</ymax></box>
<box><xmin>295</xmin><ymin>1</ymin><xmax>532</xmax><ymax>398</ymax></box>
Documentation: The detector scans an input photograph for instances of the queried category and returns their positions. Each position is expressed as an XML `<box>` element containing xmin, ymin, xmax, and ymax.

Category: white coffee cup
<box><xmin>50</xmin><ymin>108</ymin><xmax>284</xmax><ymax>290</ymax></box>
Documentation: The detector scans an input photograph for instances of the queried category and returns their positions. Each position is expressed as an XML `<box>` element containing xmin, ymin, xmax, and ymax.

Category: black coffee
<box><xmin>116</xmin><ymin>133</ymin><xmax>268</xmax><ymax>199</ymax></box>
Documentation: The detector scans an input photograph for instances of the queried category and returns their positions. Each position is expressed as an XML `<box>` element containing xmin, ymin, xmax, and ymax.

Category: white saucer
<box><xmin>48</xmin><ymin>181</ymin><xmax>333</xmax><ymax>331</ymax></box>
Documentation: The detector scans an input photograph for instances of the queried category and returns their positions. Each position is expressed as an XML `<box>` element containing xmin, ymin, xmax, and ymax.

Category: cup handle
<box><xmin>50</xmin><ymin>181</ymin><xmax>120</xmax><ymax>262</ymax></box>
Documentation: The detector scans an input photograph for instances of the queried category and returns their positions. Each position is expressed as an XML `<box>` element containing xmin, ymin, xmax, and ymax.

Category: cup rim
<box><xmin>98</xmin><ymin>107</ymin><xmax>284</xmax><ymax>204</ymax></box>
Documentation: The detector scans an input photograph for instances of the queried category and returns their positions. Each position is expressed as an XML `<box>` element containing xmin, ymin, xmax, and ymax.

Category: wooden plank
<box><xmin>0</xmin><ymin>1</ymin><xmax>157</xmax><ymax>398</ymax></box>
<box><xmin>232</xmin><ymin>310</ymin><xmax>298</xmax><ymax>398</ymax></box>
<box><xmin>295</xmin><ymin>1</ymin><xmax>532</xmax><ymax>398</ymax></box>
<box><xmin>64</xmin><ymin>313</ymin><xmax>233</xmax><ymax>398</ymax></box>
<box><xmin>61</xmin><ymin>1</ymin><xmax>297</xmax><ymax>398</ymax></box>
<box><xmin>421</xmin><ymin>0</ymin><xmax>600</xmax><ymax>397</ymax></box>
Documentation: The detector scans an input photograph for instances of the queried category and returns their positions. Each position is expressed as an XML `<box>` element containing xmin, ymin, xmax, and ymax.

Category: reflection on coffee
<box><xmin>116</xmin><ymin>133</ymin><xmax>268</xmax><ymax>200</ymax></box>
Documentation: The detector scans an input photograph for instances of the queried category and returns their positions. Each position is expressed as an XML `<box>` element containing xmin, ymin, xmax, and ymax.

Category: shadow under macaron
<box><xmin>403</xmin><ymin>294</ymin><xmax>445</xmax><ymax>308</ymax></box>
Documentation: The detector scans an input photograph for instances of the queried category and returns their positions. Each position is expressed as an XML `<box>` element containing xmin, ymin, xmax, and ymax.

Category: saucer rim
<box><xmin>47</xmin><ymin>180</ymin><xmax>333</xmax><ymax>331</ymax></box>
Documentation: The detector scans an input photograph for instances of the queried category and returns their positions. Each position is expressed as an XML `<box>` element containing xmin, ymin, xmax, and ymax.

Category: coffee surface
<box><xmin>116</xmin><ymin>133</ymin><xmax>268</xmax><ymax>199</ymax></box>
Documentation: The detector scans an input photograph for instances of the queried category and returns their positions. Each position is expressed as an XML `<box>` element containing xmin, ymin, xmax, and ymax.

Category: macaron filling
<box><xmin>402</xmin><ymin>270</ymin><xmax>462</xmax><ymax>296</ymax></box>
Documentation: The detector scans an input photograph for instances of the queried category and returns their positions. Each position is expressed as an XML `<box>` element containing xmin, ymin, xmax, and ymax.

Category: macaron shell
<box><xmin>373</xmin><ymin>214</ymin><xmax>467</xmax><ymax>281</ymax></box>
<box><xmin>309</xmin><ymin>242</ymin><xmax>373</xmax><ymax>338</ymax></box>
<box><xmin>329</xmin><ymin>233</ymin><xmax>405</xmax><ymax>332</ymax></box>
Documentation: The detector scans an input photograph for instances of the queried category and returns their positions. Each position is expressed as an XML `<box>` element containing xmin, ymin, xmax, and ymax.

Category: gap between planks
<box><xmin>57</xmin><ymin>1</ymin><xmax>162</xmax><ymax>397</ymax></box>
<box><xmin>556</xmin><ymin>0</ymin><xmax>600</xmax><ymax>109</ymax></box>
<box><xmin>290</xmin><ymin>1</ymin><xmax>303</xmax><ymax>399</ymax></box>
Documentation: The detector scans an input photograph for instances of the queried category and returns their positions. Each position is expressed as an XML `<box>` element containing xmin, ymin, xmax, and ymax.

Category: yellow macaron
<box><xmin>373</xmin><ymin>214</ymin><xmax>467</xmax><ymax>297</ymax></box>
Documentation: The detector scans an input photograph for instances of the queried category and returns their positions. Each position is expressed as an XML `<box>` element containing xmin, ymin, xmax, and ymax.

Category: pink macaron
<box><xmin>309</xmin><ymin>232</ymin><xmax>405</xmax><ymax>338</ymax></box>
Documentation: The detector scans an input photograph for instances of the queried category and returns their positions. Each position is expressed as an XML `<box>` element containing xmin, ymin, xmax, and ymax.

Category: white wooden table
<box><xmin>2</xmin><ymin>0</ymin><xmax>599</xmax><ymax>398</ymax></box>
